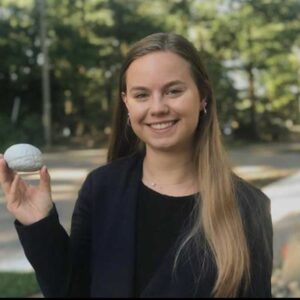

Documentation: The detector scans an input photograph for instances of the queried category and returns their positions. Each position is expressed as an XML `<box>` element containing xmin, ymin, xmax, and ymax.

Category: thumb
<box><xmin>39</xmin><ymin>166</ymin><xmax>51</xmax><ymax>193</ymax></box>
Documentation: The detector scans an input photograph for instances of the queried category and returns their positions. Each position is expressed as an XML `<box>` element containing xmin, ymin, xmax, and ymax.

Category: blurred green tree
<box><xmin>1</xmin><ymin>0</ymin><xmax>299</xmax><ymax>148</ymax></box>
<box><xmin>210</xmin><ymin>0</ymin><xmax>300</xmax><ymax>140</ymax></box>
<box><xmin>0</xmin><ymin>0</ymin><xmax>44</xmax><ymax>150</ymax></box>
<box><xmin>46</xmin><ymin>0</ymin><xmax>165</xmax><ymax>144</ymax></box>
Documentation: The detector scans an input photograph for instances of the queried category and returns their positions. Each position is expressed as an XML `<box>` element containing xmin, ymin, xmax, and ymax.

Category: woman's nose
<box><xmin>149</xmin><ymin>93</ymin><xmax>169</xmax><ymax>116</ymax></box>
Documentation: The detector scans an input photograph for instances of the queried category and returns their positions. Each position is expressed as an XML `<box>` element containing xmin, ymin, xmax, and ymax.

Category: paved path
<box><xmin>0</xmin><ymin>143</ymin><xmax>299</xmax><ymax>276</ymax></box>
<box><xmin>229</xmin><ymin>143</ymin><xmax>300</xmax><ymax>271</ymax></box>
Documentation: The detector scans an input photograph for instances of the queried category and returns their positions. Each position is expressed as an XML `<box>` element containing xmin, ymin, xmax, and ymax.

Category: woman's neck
<box><xmin>142</xmin><ymin>148</ymin><xmax>198</xmax><ymax>196</ymax></box>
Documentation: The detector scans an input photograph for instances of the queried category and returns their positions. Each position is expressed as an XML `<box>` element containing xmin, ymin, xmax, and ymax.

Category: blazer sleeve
<box><xmin>15</xmin><ymin>172</ymin><xmax>93</xmax><ymax>298</ymax></box>
<box><xmin>235</xmin><ymin>177</ymin><xmax>273</xmax><ymax>298</ymax></box>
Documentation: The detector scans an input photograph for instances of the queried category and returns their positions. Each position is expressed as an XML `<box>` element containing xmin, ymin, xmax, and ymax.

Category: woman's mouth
<box><xmin>147</xmin><ymin>120</ymin><xmax>178</xmax><ymax>130</ymax></box>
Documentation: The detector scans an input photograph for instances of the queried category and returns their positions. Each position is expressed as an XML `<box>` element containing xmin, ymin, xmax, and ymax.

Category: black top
<box><xmin>134</xmin><ymin>181</ymin><xmax>196</xmax><ymax>297</ymax></box>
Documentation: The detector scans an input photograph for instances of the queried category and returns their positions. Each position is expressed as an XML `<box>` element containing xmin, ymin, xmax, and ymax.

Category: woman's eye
<box><xmin>166</xmin><ymin>89</ymin><xmax>183</xmax><ymax>96</ymax></box>
<box><xmin>134</xmin><ymin>93</ymin><xmax>148</xmax><ymax>100</ymax></box>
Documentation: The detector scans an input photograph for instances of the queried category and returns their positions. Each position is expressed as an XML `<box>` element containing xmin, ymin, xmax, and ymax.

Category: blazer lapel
<box><xmin>91</xmin><ymin>154</ymin><xmax>143</xmax><ymax>297</ymax></box>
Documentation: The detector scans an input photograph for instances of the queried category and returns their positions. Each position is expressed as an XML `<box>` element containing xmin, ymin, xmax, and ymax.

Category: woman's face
<box><xmin>122</xmin><ymin>51</ymin><xmax>204</xmax><ymax>153</ymax></box>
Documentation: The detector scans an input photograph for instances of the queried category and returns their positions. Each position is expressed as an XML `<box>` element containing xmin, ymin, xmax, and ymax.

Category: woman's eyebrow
<box><xmin>129</xmin><ymin>80</ymin><xmax>185</xmax><ymax>93</ymax></box>
<box><xmin>129</xmin><ymin>86</ymin><xmax>149</xmax><ymax>93</ymax></box>
<box><xmin>163</xmin><ymin>80</ymin><xmax>185</xmax><ymax>89</ymax></box>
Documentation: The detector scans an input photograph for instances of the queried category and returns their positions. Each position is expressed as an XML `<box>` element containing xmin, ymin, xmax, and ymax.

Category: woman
<box><xmin>0</xmin><ymin>32</ymin><xmax>273</xmax><ymax>298</ymax></box>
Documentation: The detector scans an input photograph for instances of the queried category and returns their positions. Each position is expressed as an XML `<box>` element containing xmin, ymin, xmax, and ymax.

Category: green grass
<box><xmin>0</xmin><ymin>272</ymin><xmax>41</xmax><ymax>297</ymax></box>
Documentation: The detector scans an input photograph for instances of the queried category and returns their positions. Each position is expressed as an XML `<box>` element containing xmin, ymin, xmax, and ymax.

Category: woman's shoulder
<box><xmin>233</xmin><ymin>174</ymin><xmax>273</xmax><ymax>255</ymax></box>
<box><xmin>87</xmin><ymin>152</ymin><xmax>143</xmax><ymax>182</ymax></box>
<box><xmin>233</xmin><ymin>174</ymin><xmax>271</xmax><ymax>213</ymax></box>
<box><xmin>78</xmin><ymin>152</ymin><xmax>143</xmax><ymax>194</ymax></box>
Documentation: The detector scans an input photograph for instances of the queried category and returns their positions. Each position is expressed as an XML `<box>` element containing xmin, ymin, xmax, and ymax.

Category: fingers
<box><xmin>0</xmin><ymin>153</ymin><xmax>15</xmax><ymax>194</ymax></box>
<box><xmin>5</xmin><ymin>173</ymin><xmax>22</xmax><ymax>210</ymax></box>
<box><xmin>10</xmin><ymin>173</ymin><xmax>20</xmax><ymax>196</ymax></box>
<box><xmin>39</xmin><ymin>165</ymin><xmax>51</xmax><ymax>193</ymax></box>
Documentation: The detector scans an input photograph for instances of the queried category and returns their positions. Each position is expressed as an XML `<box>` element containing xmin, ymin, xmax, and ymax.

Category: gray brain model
<box><xmin>4</xmin><ymin>144</ymin><xmax>43</xmax><ymax>172</ymax></box>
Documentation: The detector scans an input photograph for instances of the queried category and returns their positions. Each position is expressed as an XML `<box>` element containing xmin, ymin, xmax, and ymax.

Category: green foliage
<box><xmin>210</xmin><ymin>0</ymin><xmax>300</xmax><ymax>139</ymax></box>
<box><xmin>0</xmin><ymin>271</ymin><xmax>40</xmax><ymax>297</ymax></box>
<box><xmin>0</xmin><ymin>114</ymin><xmax>44</xmax><ymax>153</ymax></box>
<box><xmin>1</xmin><ymin>0</ymin><xmax>299</xmax><ymax>146</ymax></box>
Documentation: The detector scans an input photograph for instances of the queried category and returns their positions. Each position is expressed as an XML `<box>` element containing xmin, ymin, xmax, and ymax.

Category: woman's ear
<box><xmin>122</xmin><ymin>92</ymin><xmax>129</xmax><ymax>109</ymax></box>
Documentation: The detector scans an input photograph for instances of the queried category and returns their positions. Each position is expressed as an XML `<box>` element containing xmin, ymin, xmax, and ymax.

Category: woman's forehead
<box><xmin>125</xmin><ymin>51</ymin><xmax>193</xmax><ymax>89</ymax></box>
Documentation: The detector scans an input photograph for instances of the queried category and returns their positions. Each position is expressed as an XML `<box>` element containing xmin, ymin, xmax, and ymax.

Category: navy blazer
<box><xmin>15</xmin><ymin>153</ymin><xmax>273</xmax><ymax>298</ymax></box>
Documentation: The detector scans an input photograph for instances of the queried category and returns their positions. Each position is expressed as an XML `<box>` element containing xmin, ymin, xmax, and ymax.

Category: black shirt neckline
<box><xmin>140</xmin><ymin>180</ymin><xmax>198</xmax><ymax>200</ymax></box>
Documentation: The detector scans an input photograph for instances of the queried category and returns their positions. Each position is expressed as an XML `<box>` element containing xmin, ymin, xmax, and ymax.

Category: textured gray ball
<box><xmin>4</xmin><ymin>143</ymin><xmax>43</xmax><ymax>172</ymax></box>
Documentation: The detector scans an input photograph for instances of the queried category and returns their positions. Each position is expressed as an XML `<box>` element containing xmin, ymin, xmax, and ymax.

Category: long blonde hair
<box><xmin>107</xmin><ymin>32</ymin><xmax>250</xmax><ymax>297</ymax></box>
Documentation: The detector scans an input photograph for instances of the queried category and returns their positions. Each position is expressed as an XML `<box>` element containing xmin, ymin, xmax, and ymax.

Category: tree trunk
<box><xmin>245</xmin><ymin>24</ymin><xmax>259</xmax><ymax>140</ymax></box>
<box><xmin>246</xmin><ymin>65</ymin><xmax>259</xmax><ymax>139</ymax></box>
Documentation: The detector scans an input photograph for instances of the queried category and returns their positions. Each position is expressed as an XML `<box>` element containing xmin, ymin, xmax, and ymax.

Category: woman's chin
<box><xmin>145</xmin><ymin>141</ymin><xmax>185</xmax><ymax>153</ymax></box>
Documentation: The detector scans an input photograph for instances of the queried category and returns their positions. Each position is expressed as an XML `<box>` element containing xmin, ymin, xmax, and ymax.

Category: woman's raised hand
<box><xmin>0</xmin><ymin>154</ymin><xmax>54</xmax><ymax>226</ymax></box>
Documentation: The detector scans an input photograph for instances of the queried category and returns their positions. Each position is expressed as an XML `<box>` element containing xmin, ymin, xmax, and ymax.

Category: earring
<box><xmin>203</xmin><ymin>99</ymin><xmax>207</xmax><ymax>115</ymax></box>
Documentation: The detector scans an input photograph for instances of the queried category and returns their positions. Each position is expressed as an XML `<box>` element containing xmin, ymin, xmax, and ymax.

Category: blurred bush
<box><xmin>0</xmin><ymin>114</ymin><xmax>44</xmax><ymax>153</ymax></box>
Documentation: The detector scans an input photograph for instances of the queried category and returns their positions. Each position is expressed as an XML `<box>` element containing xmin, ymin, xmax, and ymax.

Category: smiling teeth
<box><xmin>150</xmin><ymin>121</ymin><xmax>175</xmax><ymax>130</ymax></box>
